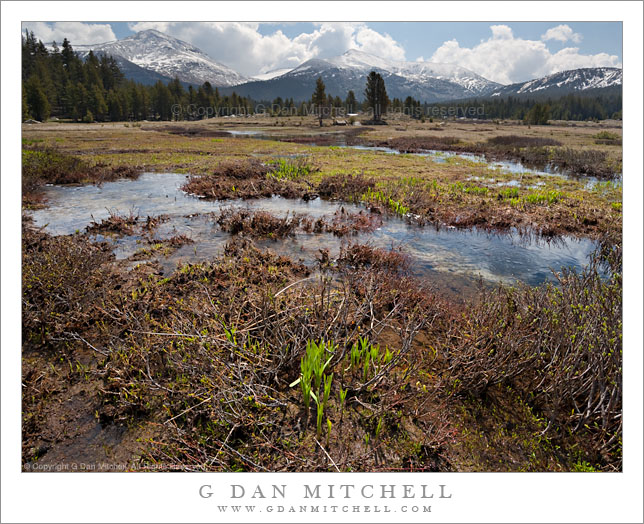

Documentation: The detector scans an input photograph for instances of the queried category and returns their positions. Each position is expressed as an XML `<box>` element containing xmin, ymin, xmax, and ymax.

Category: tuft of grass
<box><xmin>524</xmin><ymin>190</ymin><xmax>565</xmax><ymax>206</ymax></box>
<box><xmin>498</xmin><ymin>187</ymin><xmax>520</xmax><ymax>200</ymax></box>
<box><xmin>291</xmin><ymin>340</ymin><xmax>336</xmax><ymax>415</ymax></box>
<box><xmin>268</xmin><ymin>157</ymin><xmax>314</xmax><ymax>181</ymax></box>
<box><xmin>593</xmin><ymin>131</ymin><xmax>621</xmax><ymax>145</ymax></box>
<box><xmin>464</xmin><ymin>185</ymin><xmax>489</xmax><ymax>196</ymax></box>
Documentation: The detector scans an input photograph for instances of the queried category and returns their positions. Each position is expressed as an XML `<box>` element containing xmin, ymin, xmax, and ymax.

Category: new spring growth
<box><xmin>290</xmin><ymin>340</ymin><xmax>336</xmax><ymax>414</ymax></box>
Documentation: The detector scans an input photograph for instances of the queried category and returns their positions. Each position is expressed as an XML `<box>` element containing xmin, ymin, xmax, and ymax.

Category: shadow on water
<box><xmin>29</xmin><ymin>173</ymin><xmax>598</xmax><ymax>296</ymax></box>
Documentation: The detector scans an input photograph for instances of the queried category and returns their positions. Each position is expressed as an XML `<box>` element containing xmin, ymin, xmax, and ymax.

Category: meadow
<box><xmin>21</xmin><ymin>115</ymin><xmax>622</xmax><ymax>471</ymax></box>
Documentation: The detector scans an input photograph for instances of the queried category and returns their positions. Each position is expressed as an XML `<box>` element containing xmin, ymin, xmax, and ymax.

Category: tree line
<box><xmin>424</xmin><ymin>91</ymin><xmax>622</xmax><ymax>123</ymax></box>
<box><xmin>22</xmin><ymin>31</ymin><xmax>254</xmax><ymax>122</ymax></box>
<box><xmin>23</xmin><ymin>30</ymin><xmax>620</xmax><ymax>124</ymax></box>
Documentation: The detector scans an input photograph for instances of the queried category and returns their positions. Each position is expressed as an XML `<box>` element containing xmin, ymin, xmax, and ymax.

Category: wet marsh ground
<box><xmin>21</xmin><ymin>116</ymin><xmax>622</xmax><ymax>472</ymax></box>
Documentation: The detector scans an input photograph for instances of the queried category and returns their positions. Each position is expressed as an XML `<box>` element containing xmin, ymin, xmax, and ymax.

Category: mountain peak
<box><xmin>342</xmin><ymin>49</ymin><xmax>373</xmax><ymax>57</ymax></box>
<box><xmin>491</xmin><ymin>67</ymin><xmax>622</xmax><ymax>96</ymax></box>
<box><xmin>138</xmin><ymin>28</ymin><xmax>166</xmax><ymax>36</ymax></box>
<box><xmin>79</xmin><ymin>29</ymin><xmax>248</xmax><ymax>87</ymax></box>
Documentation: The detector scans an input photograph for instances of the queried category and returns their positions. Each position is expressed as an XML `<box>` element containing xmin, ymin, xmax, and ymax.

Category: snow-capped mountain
<box><xmin>325</xmin><ymin>50</ymin><xmax>498</xmax><ymax>94</ymax></box>
<box><xmin>252</xmin><ymin>68</ymin><xmax>294</xmax><ymax>81</ymax></box>
<box><xmin>490</xmin><ymin>68</ymin><xmax>622</xmax><ymax>97</ymax></box>
<box><xmin>74</xmin><ymin>29</ymin><xmax>248</xmax><ymax>87</ymax></box>
<box><xmin>229</xmin><ymin>49</ymin><xmax>501</xmax><ymax>102</ymax></box>
<box><xmin>62</xmin><ymin>30</ymin><xmax>621</xmax><ymax>103</ymax></box>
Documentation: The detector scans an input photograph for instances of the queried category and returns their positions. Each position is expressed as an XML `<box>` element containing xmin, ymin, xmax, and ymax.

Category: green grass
<box><xmin>361</xmin><ymin>188</ymin><xmax>410</xmax><ymax>216</ymax></box>
<box><xmin>268</xmin><ymin>158</ymin><xmax>312</xmax><ymax>180</ymax></box>
<box><xmin>464</xmin><ymin>185</ymin><xmax>489</xmax><ymax>196</ymax></box>
<box><xmin>593</xmin><ymin>131</ymin><xmax>620</xmax><ymax>141</ymax></box>
<box><xmin>524</xmin><ymin>190</ymin><xmax>565</xmax><ymax>205</ymax></box>
<box><xmin>291</xmin><ymin>340</ymin><xmax>336</xmax><ymax>413</ymax></box>
<box><xmin>498</xmin><ymin>187</ymin><xmax>520</xmax><ymax>199</ymax></box>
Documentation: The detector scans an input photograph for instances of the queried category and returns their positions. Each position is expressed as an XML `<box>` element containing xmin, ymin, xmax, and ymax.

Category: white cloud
<box><xmin>127</xmin><ymin>22</ymin><xmax>405</xmax><ymax>76</ymax></box>
<box><xmin>541</xmin><ymin>24</ymin><xmax>582</xmax><ymax>44</ymax></box>
<box><xmin>430</xmin><ymin>25</ymin><xmax>620</xmax><ymax>84</ymax></box>
<box><xmin>547</xmin><ymin>47</ymin><xmax>620</xmax><ymax>72</ymax></box>
<box><xmin>22</xmin><ymin>22</ymin><xmax>116</xmax><ymax>45</ymax></box>
<box><xmin>354</xmin><ymin>26</ymin><xmax>405</xmax><ymax>61</ymax></box>
<box><xmin>490</xmin><ymin>24</ymin><xmax>514</xmax><ymax>40</ymax></box>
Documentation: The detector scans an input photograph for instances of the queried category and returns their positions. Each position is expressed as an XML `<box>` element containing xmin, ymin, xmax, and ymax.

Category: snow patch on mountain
<box><xmin>252</xmin><ymin>68</ymin><xmax>293</xmax><ymax>81</ymax></box>
<box><xmin>321</xmin><ymin>49</ymin><xmax>499</xmax><ymax>95</ymax></box>
<box><xmin>491</xmin><ymin>68</ymin><xmax>622</xmax><ymax>96</ymax></box>
<box><xmin>74</xmin><ymin>29</ymin><xmax>248</xmax><ymax>87</ymax></box>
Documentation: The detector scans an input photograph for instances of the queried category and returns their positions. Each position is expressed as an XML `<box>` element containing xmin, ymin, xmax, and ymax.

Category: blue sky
<box><xmin>24</xmin><ymin>21</ymin><xmax>622</xmax><ymax>84</ymax></box>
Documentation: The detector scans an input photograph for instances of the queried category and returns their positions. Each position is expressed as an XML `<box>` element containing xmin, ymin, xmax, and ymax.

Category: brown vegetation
<box><xmin>20</xmin><ymin>120</ymin><xmax>623</xmax><ymax>472</ymax></box>
<box><xmin>22</xmin><ymin>147</ymin><xmax>141</xmax><ymax>205</ymax></box>
<box><xmin>182</xmin><ymin>159</ymin><xmax>315</xmax><ymax>200</ymax></box>
<box><xmin>217</xmin><ymin>208</ymin><xmax>302</xmax><ymax>239</ymax></box>
<box><xmin>22</xmin><ymin>219</ymin><xmax>622</xmax><ymax>472</ymax></box>
<box><xmin>372</xmin><ymin>135</ymin><xmax>618</xmax><ymax>178</ymax></box>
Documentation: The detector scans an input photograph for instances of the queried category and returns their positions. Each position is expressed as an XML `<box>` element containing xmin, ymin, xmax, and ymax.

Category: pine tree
<box><xmin>24</xmin><ymin>76</ymin><xmax>50</xmax><ymax>121</ymax></box>
<box><xmin>107</xmin><ymin>90</ymin><xmax>123</xmax><ymax>121</ymax></box>
<box><xmin>61</xmin><ymin>38</ymin><xmax>74</xmax><ymax>69</ymax></box>
<box><xmin>365</xmin><ymin>71</ymin><xmax>389</xmax><ymax>122</ymax></box>
<box><xmin>90</xmin><ymin>84</ymin><xmax>108</xmax><ymax>120</ymax></box>
<box><xmin>22</xmin><ymin>87</ymin><xmax>31</xmax><ymax>121</ymax></box>
<box><xmin>345</xmin><ymin>90</ymin><xmax>357</xmax><ymax>113</ymax></box>
<box><xmin>312</xmin><ymin>77</ymin><xmax>327</xmax><ymax>126</ymax></box>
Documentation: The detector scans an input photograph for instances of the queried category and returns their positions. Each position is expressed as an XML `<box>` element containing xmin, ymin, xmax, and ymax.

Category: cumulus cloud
<box><xmin>541</xmin><ymin>24</ymin><xmax>582</xmax><ymax>44</ymax></box>
<box><xmin>430</xmin><ymin>25</ymin><xmax>620</xmax><ymax>84</ymax></box>
<box><xmin>22</xmin><ymin>22</ymin><xmax>116</xmax><ymax>45</ymax></box>
<box><xmin>127</xmin><ymin>22</ymin><xmax>405</xmax><ymax>76</ymax></box>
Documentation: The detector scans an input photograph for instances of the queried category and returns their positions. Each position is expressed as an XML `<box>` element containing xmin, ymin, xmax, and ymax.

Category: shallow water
<box><xmin>29</xmin><ymin>173</ymin><xmax>598</xmax><ymax>294</ymax></box>
<box><xmin>226</xmin><ymin>130</ymin><xmax>620</xmax><ymax>186</ymax></box>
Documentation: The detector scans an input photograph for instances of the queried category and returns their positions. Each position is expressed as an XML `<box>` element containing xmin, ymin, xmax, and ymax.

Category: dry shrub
<box><xmin>299</xmin><ymin>208</ymin><xmax>382</xmax><ymax>237</ymax></box>
<box><xmin>317</xmin><ymin>172</ymin><xmax>375</xmax><ymax>201</ymax></box>
<box><xmin>86</xmin><ymin>210</ymin><xmax>139</xmax><ymax>235</ymax></box>
<box><xmin>22</xmin><ymin>226</ymin><xmax>115</xmax><ymax>348</ymax></box>
<box><xmin>336</xmin><ymin>243</ymin><xmax>409</xmax><ymax>273</ymax></box>
<box><xmin>445</xmin><ymin>255</ymin><xmax>621</xmax><ymax>467</ymax></box>
<box><xmin>487</xmin><ymin>135</ymin><xmax>562</xmax><ymax>147</ymax></box>
<box><xmin>550</xmin><ymin>148</ymin><xmax>612</xmax><ymax>177</ymax></box>
<box><xmin>211</xmin><ymin>159</ymin><xmax>273</xmax><ymax>180</ymax></box>
<box><xmin>158</xmin><ymin>125</ymin><xmax>230</xmax><ymax>138</ymax></box>
<box><xmin>166</xmin><ymin>234</ymin><xmax>194</xmax><ymax>247</ymax></box>
<box><xmin>22</xmin><ymin>147</ymin><xmax>141</xmax><ymax>198</ymax></box>
<box><xmin>374</xmin><ymin>135</ymin><xmax>462</xmax><ymax>153</ymax></box>
<box><xmin>142</xmin><ymin>214</ymin><xmax>170</xmax><ymax>232</ymax></box>
<box><xmin>182</xmin><ymin>159</ymin><xmax>313</xmax><ymax>200</ymax></box>
<box><xmin>217</xmin><ymin>208</ymin><xmax>301</xmax><ymax>238</ymax></box>
<box><xmin>372</xmin><ymin>136</ymin><xmax>617</xmax><ymax>178</ymax></box>
<box><xmin>88</xmin><ymin>235</ymin><xmax>448</xmax><ymax>471</ymax></box>
<box><xmin>327</xmin><ymin>208</ymin><xmax>382</xmax><ymax>236</ymax></box>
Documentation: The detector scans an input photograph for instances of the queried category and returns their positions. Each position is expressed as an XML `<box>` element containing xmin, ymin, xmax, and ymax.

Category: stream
<box><xmin>30</xmin><ymin>173</ymin><xmax>597</xmax><ymax>296</ymax></box>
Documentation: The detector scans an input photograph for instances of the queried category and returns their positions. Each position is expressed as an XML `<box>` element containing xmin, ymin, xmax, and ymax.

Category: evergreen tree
<box><xmin>364</xmin><ymin>71</ymin><xmax>389</xmax><ymax>122</ymax></box>
<box><xmin>90</xmin><ymin>84</ymin><xmax>108</xmax><ymax>120</ymax></box>
<box><xmin>107</xmin><ymin>90</ymin><xmax>123</xmax><ymax>121</ymax></box>
<box><xmin>61</xmin><ymin>38</ymin><xmax>75</xmax><ymax>69</ymax></box>
<box><xmin>152</xmin><ymin>81</ymin><xmax>172</xmax><ymax>120</ymax></box>
<box><xmin>524</xmin><ymin>103</ymin><xmax>550</xmax><ymax>125</ymax></box>
<box><xmin>312</xmin><ymin>76</ymin><xmax>327</xmax><ymax>126</ymax></box>
<box><xmin>24</xmin><ymin>76</ymin><xmax>50</xmax><ymax>121</ymax></box>
<box><xmin>345</xmin><ymin>90</ymin><xmax>357</xmax><ymax>113</ymax></box>
<box><xmin>22</xmin><ymin>87</ymin><xmax>31</xmax><ymax>121</ymax></box>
